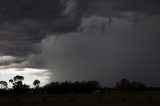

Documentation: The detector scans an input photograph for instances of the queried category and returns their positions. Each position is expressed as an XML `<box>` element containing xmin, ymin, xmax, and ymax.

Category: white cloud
<box><xmin>0</xmin><ymin>68</ymin><xmax>51</xmax><ymax>87</ymax></box>
<box><xmin>0</xmin><ymin>56</ymin><xmax>23</xmax><ymax>65</ymax></box>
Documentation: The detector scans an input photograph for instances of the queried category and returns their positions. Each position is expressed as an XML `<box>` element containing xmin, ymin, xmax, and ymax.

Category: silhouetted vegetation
<box><xmin>43</xmin><ymin>80</ymin><xmax>101</xmax><ymax>94</ymax></box>
<box><xmin>33</xmin><ymin>79</ymin><xmax>41</xmax><ymax>94</ymax></box>
<box><xmin>33</xmin><ymin>80</ymin><xmax>40</xmax><ymax>88</ymax></box>
<box><xmin>0</xmin><ymin>75</ymin><xmax>103</xmax><ymax>95</ymax></box>
<box><xmin>0</xmin><ymin>81</ymin><xmax>8</xmax><ymax>89</ymax></box>
<box><xmin>9</xmin><ymin>75</ymin><xmax>30</xmax><ymax>94</ymax></box>
<box><xmin>115</xmin><ymin>78</ymin><xmax>146</xmax><ymax>92</ymax></box>
<box><xmin>0</xmin><ymin>76</ymin><xmax>160</xmax><ymax>95</ymax></box>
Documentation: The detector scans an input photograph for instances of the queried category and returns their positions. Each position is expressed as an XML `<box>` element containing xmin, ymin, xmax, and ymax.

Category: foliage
<box><xmin>33</xmin><ymin>80</ymin><xmax>40</xmax><ymax>88</ymax></box>
<box><xmin>32</xmin><ymin>79</ymin><xmax>41</xmax><ymax>94</ymax></box>
<box><xmin>116</xmin><ymin>78</ymin><xmax>132</xmax><ymax>90</ymax></box>
<box><xmin>14</xmin><ymin>75</ymin><xmax>24</xmax><ymax>82</ymax></box>
<box><xmin>0</xmin><ymin>81</ymin><xmax>8</xmax><ymax>89</ymax></box>
<box><xmin>115</xmin><ymin>78</ymin><xmax>146</xmax><ymax>92</ymax></box>
<box><xmin>9</xmin><ymin>75</ymin><xmax>30</xmax><ymax>94</ymax></box>
<box><xmin>0</xmin><ymin>76</ymin><xmax>150</xmax><ymax>95</ymax></box>
<box><xmin>43</xmin><ymin>80</ymin><xmax>101</xmax><ymax>94</ymax></box>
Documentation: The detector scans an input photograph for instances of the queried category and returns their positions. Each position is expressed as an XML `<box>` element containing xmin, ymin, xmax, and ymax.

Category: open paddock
<box><xmin>0</xmin><ymin>93</ymin><xmax>160</xmax><ymax>106</ymax></box>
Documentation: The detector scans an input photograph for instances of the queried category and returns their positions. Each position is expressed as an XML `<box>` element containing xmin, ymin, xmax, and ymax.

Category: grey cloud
<box><xmin>0</xmin><ymin>20</ymin><xmax>45</xmax><ymax>56</ymax></box>
<box><xmin>0</xmin><ymin>0</ymin><xmax>63</xmax><ymax>56</ymax></box>
<box><xmin>0</xmin><ymin>0</ymin><xmax>91</xmax><ymax>57</ymax></box>
<box><xmin>39</xmin><ymin>16</ymin><xmax>160</xmax><ymax>86</ymax></box>
<box><xmin>0</xmin><ymin>0</ymin><xmax>159</xmax><ymax>58</ymax></box>
<box><xmin>86</xmin><ymin>0</ymin><xmax>160</xmax><ymax>17</ymax></box>
<box><xmin>0</xmin><ymin>56</ymin><xmax>24</xmax><ymax>66</ymax></box>
<box><xmin>0</xmin><ymin>0</ymin><xmax>160</xmax><ymax>87</ymax></box>
<box><xmin>0</xmin><ymin>0</ymin><xmax>62</xmax><ymax>23</ymax></box>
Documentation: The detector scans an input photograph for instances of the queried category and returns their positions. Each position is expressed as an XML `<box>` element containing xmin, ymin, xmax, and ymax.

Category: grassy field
<box><xmin>0</xmin><ymin>93</ymin><xmax>160</xmax><ymax>106</ymax></box>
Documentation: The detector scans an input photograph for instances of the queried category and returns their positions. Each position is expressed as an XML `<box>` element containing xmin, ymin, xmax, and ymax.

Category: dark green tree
<box><xmin>131</xmin><ymin>81</ymin><xmax>146</xmax><ymax>91</ymax></box>
<box><xmin>9</xmin><ymin>75</ymin><xmax>30</xmax><ymax>94</ymax></box>
<box><xmin>116</xmin><ymin>78</ymin><xmax>146</xmax><ymax>92</ymax></box>
<box><xmin>33</xmin><ymin>80</ymin><xmax>40</xmax><ymax>88</ymax></box>
<box><xmin>9</xmin><ymin>79</ymin><xmax>13</xmax><ymax>83</ymax></box>
<box><xmin>14</xmin><ymin>75</ymin><xmax>24</xmax><ymax>82</ymax></box>
<box><xmin>12</xmin><ymin>75</ymin><xmax>24</xmax><ymax>89</ymax></box>
<box><xmin>116</xmin><ymin>78</ymin><xmax>132</xmax><ymax>90</ymax></box>
<box><xmin>0</xmin><ymin>81</ymin><xmax>8</xmax><ymax>89</ymax></box>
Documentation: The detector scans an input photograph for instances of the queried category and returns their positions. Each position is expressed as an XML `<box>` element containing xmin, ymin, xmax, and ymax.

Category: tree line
<box><xmin>0</xmin><ymin>76</ymin><xmax>158</xmax><ymax>95</ymax></box>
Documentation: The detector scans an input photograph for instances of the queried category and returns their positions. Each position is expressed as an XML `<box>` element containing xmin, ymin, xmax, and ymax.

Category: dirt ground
<box><xmin>0</xmin><ymin>93</ymin><xmax>160</xmax><ymax>106</ymax></box>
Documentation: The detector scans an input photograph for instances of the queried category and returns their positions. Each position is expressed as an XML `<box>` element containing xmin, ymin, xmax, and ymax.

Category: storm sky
<box><xmin>0</xmin><ymin>0</ymin><xmax>160</xmax><ymax>87</ymax></box>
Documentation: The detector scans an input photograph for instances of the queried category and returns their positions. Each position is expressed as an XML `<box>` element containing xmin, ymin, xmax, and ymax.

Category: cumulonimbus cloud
<box><xmin>0</xmin><ymin>0</ymin><xmax>160</xmax><ymax>86</ymax></box>
<box><xmin>37</xmin><ymin>15</ymin><xmax>160</xmax><ymax>86</ymax></box>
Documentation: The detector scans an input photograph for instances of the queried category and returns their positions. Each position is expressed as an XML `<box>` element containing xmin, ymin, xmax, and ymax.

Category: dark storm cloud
<box><xmin>2</xmin><ymin>0</ymin><xmax>159</xmax><ymax>57</ymax></box>
<box><xmin>40</xmin><ymin>15</ymin><xmax>160</xmax><ymax>86</ymax></box>
<box><xmin>0</xmin><ymin>0</ymin><xmax>91</xmax><ymax>57</ymax></box>
<box><xmin>1</xmin><ymin>0</ymin><xmax>160</xmax><ymax>87</ymax></box>
<box><xmin>0</xmin><ymin>20</ymin><xmax>45</xmax><ymax>56</ymax></box>
<box><xmin>0</xmin><ymin>0</ymin><xmax>62</xmax><ymax>23</ymax></box>
<box><xmin>0</xmin><ymin>0</ymin><xmax>62</xmax><ymax>56</ymax></box>
<box><xmin>86</xmin><ymin>0</ymin><xmax>160</xmax><ymax>17</ymax></box>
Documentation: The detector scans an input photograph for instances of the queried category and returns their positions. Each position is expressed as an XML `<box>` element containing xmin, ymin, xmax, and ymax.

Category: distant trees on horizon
<box><xmin>33</xmin><ymin>79</ymin><xmax>40</xmax><ymax>88</ymax></box>
<box><xmin>0</xmin><ymin>81</ymin><xmax>8</xmax><ymax>89</ymax></box>
<box><xmin>0</xmin><ymin>76</ymin><xmax>158</xmax><ymax>95</ymax></box>
<box><xmin>115</xmin><ymin>78</ymin><xmax>146</xmax><ymax>91</ymax></box>
<box><xmin>43</xmin><ymin>80</ymin><xmax>101</xmax><ymax>94</ymax></box>
<box><xmin>9</xmin><ymin>75</ymin><xmax>31</xmax><ymax>94</ymax></box>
